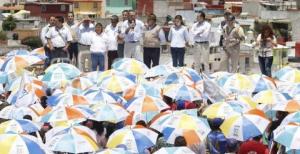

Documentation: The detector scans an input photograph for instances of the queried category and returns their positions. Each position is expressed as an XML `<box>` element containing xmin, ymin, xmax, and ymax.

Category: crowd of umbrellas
<box><xmin>0</xmin><ymin>47</ymin><xmax>299</xmax><ymax>153</ymax></box>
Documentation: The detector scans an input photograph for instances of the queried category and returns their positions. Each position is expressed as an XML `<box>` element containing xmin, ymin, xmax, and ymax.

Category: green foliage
<box><xmin>2</xmin><ymin>15</ymin><xmax>17</xmax><ymax>31</ymax></box>
<box><xmin>21</xmin><ymin>36</ymin><xmax>42</xmax><ymax>50</ymax></box>
<box><xmin>0</xmin><ymin>31</ymin><xmax>7</xmax><ymax>41</ymax></box>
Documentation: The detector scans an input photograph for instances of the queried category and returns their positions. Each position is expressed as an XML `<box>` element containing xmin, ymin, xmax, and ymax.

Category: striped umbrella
<box><xmin>0</xmin><ymin>105</ymin><xmax>42</xmax><ymax>122</ymax></box>
<box><xmin>163</xmin><ymin>72</ymin><xmax>196</xmax><ymax>86</ymax></box>
<box><xmin>162</xmin><ymin>84</ymin><xmax>202</xmax><ymax>101</ymax></box>
<box><xmin>202</xmin><ymin>102</ymin><xmax>248</xmax><ymax>119</ymax></box>
<box><xmin>125</xmin><ymin>111</ymin><xmax>159</xmax><ymax>126</ymax></box>
<box><xmin>124</xmin><ymin>95</ymin><xmax>169</xmax><ymax>113</ymax></box>
<box><xmin>112</xmin><ymin>58</ymin><xmax>149</xmax><ymax>75</ymax></box>
<box><xmin>99</xmin><ymin>74</ymin><xmax>136</xmax><ymax>93</ymax></box>
<box><xmin>0</xmin><ymin>119</ymin><xmax>40</xmax><ymax>134</ymax></box>
<box><xmin>253</xmin><ymin>90</ymin><xmax>288</xmax><ymax>104</ymax></box>
<box><xmin>46</xmin><ymin>125</ymin><xmax>99</xmax><ymax>153</ymax></box>
<box><xmin>44</xmin><ymin>63</ymin><xmax>81</xmax><ymax>80</ymax></box>
<box><xmin>274</xmin><ymin>122</ymin><xmax>300</xmax><ymax>150</ymax></box>
<box><xmin>250</xmin><ymin>74</ymin><xmax>277</xmax><ymax>93</ymax></box>
<box><xmin>107</xmin><ymin>127</ymin><xmax>158</xmax><ymax>153</ymax></box>
<box><xmin>83</xmin><ymin>88</ymin><xmax>126</xmax><ymax>104</ymax></box>
<box><xmin>235</xmin><ymin>96</ymin><xmax>258</xmax><ymax>109</ymax></box>
<box><xmin>218</xmin><ymin>73</ymin><xmax>255</xmax><ymax>95</ymax></box>
<box><xmin>89</xmin><ymin>103</ymin><xmax>129</xmax><ymax>123</ymax></box>
<box><xmin>123</xmin><ymin>83</ymin><xmax>161</xmax><ymax>100</ymax></box>
<box><xmin>30</xmin><ymin>47</ymin><xmax>46</xmax><ymax>58</ymax></box>
<box><xmin>144</xmin><ymin>64</ymin><xmax>177</xmax><ymax>78</ymax></box>
<box><xmin>154</xmin><ymin>147</ymin><xmax>195</xmax><ymax>154</ymax></box>
<box><xmin>220</xmin><ymin>109</ymin><xmax>270</xmax><ymax>141</ymax></box>
<box><xmin>176</xmin><ymin>67</ymin><xmax>203</xmax><ymax>83</ymax></box>
<box><xmin>1</xmin><ymin>55</ymin><xmax>43</xmax><ymax>74</ymax></box>
<box><xmin>96</xmin><ymin>69</ymin><xmax>136</xmax><ymax>84</ymax></box>
<box><xmin>47</xmin><ymin>93</ymin><xmax>91</xmax><ymax>107</ymax></box>
<box><xmin>274</xmin><ymin>66</ymin><xmax>300</xmax><ymax>83</ymax></box>
<box><xmin>71</xmin><ymin>77</ymin><xmax>94</xmax><ymax>91</ymax></box>
<box><xmin>6</xmin><ymin>49</ymin><xmax>30</xmax><ymax>57</ymax></box>
<box><xmin>281</xmin><ymin>111</ymin><xmax>300</xmax><ymax>125</ymax></box>
<box><xmin>272</xmin><ymin>100</ymin><xmax>300</xmax><ymax>112</ymax></box>
<box><xmin>0</xmin><ymin>133</ymin><xmax>45</xmax><ymax>154</ymax></box>
<box><xmin>96</xmin><ymin>148</ymin><xmax>132</xmax><ymax>154</ymax></box>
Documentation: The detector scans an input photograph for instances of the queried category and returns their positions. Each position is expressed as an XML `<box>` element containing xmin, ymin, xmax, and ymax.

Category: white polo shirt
<box><xmin>168</xmin><ymin>25</ymin><xmax>189</xmax><ymax>48</ymax></box>
<box><xmin>45</xmin><ymin>26</ymin><xmax>72</xmax><ymax>48</ymax></box>
<box><xmin>190</xmin><ymin>21</ymin><xmax>211</xmax><ymax>44</ymax></box>
<box><xmin>104</xmin><ymin>24</ymin><xmax>118</xmax><ymax>51</ymax></box>
<box><xmin>89</xmin><ymin>32</ymin><xmax>108</xmax><ymax>53</ymax></box>
<box><xmin>40</xmin><ymin>24</ymin><xmax>52</xmax><ymax>46</ymax></box>
<box><xmin>122</xmin><ymin>19</ymin><xmax>144</xmax><ymax>42</ymax></box>
<box><xmin>78</xmin><ymin>23</ymin><xmax>95</xmax><ymax>45</ymax></box>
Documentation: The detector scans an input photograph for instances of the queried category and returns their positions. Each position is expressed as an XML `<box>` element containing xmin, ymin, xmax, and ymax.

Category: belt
<box><xmin>54</xmin><ymin>47</ymin><xmax>64</xmax><ymax>49</ymax></box>
<box><xmin>128</xmin><ymin>41</ymin><xmax>139</xmax><ymax>43</ymax></box>
<box><xmin>195</xmin><ymin>41</ymin><xmax>209</xmax><ymax>44</ymax></box>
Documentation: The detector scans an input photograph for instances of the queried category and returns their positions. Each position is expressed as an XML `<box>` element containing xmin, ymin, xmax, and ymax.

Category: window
<box><xmin>107</xmin><ymin>0</ymin><xmax>110</xmax><ymax>6</ymax></box>
<box><xmin>124</xmin><ymin>0</ymin><xmax>128</xmax><ymax>5</ymax></box>
<box><xmin>93</xmin><ymin>2</ymin><xmax>98</xmax><ymax>9</ymax></box>
<box><xmin>74</xmin><ymin>2</ymin><xmax>79</xmax><ymax>8</ymax></box>
<box><xmin>60</xmin><ymin>5</ymin><xmax>66</xmax><ymax>12</ymax></box>
<box><xmin>41</xmin><ymin>5</ymin><xmax>46</xmax><ymax>12</ymax></box>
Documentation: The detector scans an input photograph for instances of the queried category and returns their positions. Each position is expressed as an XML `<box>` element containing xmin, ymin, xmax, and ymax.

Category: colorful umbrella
<box><xmin>71</xmin><ymin>77</ymin><xmax>93</xmax><ymax>91</ymax></box>
<box><xmin>281</xmin><ymin>111</ymin><xmax>300</xmax><ymax>125</ymax></box>
<box><xmin>40</xmin><ymin>106</ymin><xmax>94</xmax><ymax>122</ymax></box>
<box><xmin>30</xmin><ymin>47</ymin><xmax>46</xmax><ymax>58</ymax></box>
<box><xmin>124</xmin><ymin>95</ymin><xmax>169</xmax><ymax>113</ymax></box>
<box><xmin>89</xmin><ymin>103</ymin><xmax>129</xmax><ymax>123</ymax></box>
<box><xmin>144</xmin><ymin>65</ymin><xmax>177</xmax><ymax>78</ymax></box>
<box><xmin>112</xmin><ymin>58</ymin><xmax>149</xmax><ymax>75</ymax></box>
<box><xmin>83</xmin><ymin>88</ymin><xmax>126</xmax><ymax>104</ymax></box>
<box><xmin>47</xmin><ymin>93</ymin><xmax>91</xmax><ymax>106</ymax></box>
<box><xmin>1</xmin><ymin>55</ymin><xmax>43</xmax><ymax>74</ymax></box>
<box><xmin>154</xmin><ymin>147</ymin><xmax>195</xmax><ymax>154</ymax></box>
<box><xmin>46</xmin><ymin>126</ymin><xmax>99</xmax><ymax>153</ymax></box>
<box><xmin>44</xmin><ymin>63</ymin><xmax>81</xmax><ymax>80</ymax></box>
<box><xmin>253</xmin><ymin>90</ymin><xmax>288</xmax><ymax>104</ymax></box>
<box><xmin>277</xmin><ymin>82</ymin><xmax>300</xmax><ymax>98</ymax></box>
<box><xmin>123</xmin><ymin>83</ymin><xmax>161</xmax><ymax>100</ymax></box>
<box><xmin>0</xmin><ymin>133</ymin><xmax>45</xmax><ymax>154</ymax></box>
<box><xmin>96</xmin><ymin>148</ymin><xmax>132</xmax><ymax>154</ymax></box>
<box><xmin>99</xmin><ymin>74</ymin><xmax>136</xmax><ymax>93</ymax></box>
<box><xmin>220</xmin><ymin>109</ymin><xmax>270</xmax><ymax>141</ymax></box>
<box><xmin>125</xmin><ymin>111</ymin><xmax>159</xmax><ymax>126</ymax></box>
<box><xmin>0</xmin><ymin>119</ymin><xmax>40</xmax><ymax>134</ymax></box>
<box><xmin>202</xmin><ymin>102</ymin><xmax>247</xmax><ymax>119</ymax></box>
<box><xmin>107</xmin><ymin>127</ymin><xmax>158</xmax><ymax>153</ymax></box>
<box><xmin>218</xmin><ymin>73</ymin><xmax>254</xmax><ymax>95</ymax></box>
<box><xmin>274</xmin><ymin>66</ymin><xmax>300</xmax><ymax>83</ymax></box>
<box><xmin>176</xmin><ymin>67</ymin><xmax>203</xmax><ymax>83</ymax></box>
<box><xmin>163</xmin><ymin>72</ymin><xmax>196</xmax><ymax>86</ymax></box>
<box><xmin>272</xmin><ymin>100</ymin><xmax>300</xmax><ymax>112</ymax></box>
<box><xmin>0</xmin><ymin>105</ymin><xmax>42</xmax><ymax>121</ymax></box>
<box><xmin>6</xmin><ymin>49</ymin><xmax>30</xmax><ymax>57</ymax></box>
<box><xmin>162</xmin><ymin>84</ymin><xmax>202</xmax><ymax>101</ymax></box>
<box><xmin>250</xmin><ymin>74</ymin><xmax>277</xmax><ymax>93</ymax></box>
<box><xmin>96</xmin><ymin>69</ymin><xmax>136</xmax><ymax>84</ymax></box>
<box><xmin>274</xmin><ymin>122</ymin><xmax>300</xmax><ymax>150</ymax></box>
<box><xmin>235</xmin><ymin>95</ymin><xmax>258</xmax><ymax>109</ymax></box>
<box><xmin>210</xmin><ymin>71</ymin><xmax>231</xmax><ymax>81</ymax></box>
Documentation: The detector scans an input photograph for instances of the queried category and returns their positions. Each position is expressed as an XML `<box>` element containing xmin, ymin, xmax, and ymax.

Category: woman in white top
<box><xmin>168</xmin><ymin>15</ymin><xmax>189</xmax><ymax>67</ymax></box>
<box><xmin>256</xmin><ymin>24</ymin><xmax>277</xmax><ymax>77</ymax></box>
<box><xmin>90</xmin><ymin>23</ymin><xmax>108</xmax><ymax>71</ymax></box>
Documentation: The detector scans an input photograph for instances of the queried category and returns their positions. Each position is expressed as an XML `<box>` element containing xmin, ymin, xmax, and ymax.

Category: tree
<box><xmin>2</xmin><ymin>15</ymin><xmax>17</xmax><ymax>31</ymax></box>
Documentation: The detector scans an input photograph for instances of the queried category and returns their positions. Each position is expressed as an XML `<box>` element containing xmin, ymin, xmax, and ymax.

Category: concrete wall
<box><xmin>153</xmin><ymin>0</ymin><xmax>169</xmax><ymax>17</ymax></box>
<box><xmin>242</xmin><ymin>1</ymin><xmax>262</xmax><ymax>17</ymax></box>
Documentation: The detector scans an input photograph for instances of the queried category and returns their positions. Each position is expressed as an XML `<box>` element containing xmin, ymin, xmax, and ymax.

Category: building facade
<box><xmin>62</xmin><ymin>0</ymin><xmax>104</xmax><ymax>18</ymax></box>
<box><xmin>104</xmin><ymin>0</ymin><xmax>136</xmax><ymax>16</ymax></box>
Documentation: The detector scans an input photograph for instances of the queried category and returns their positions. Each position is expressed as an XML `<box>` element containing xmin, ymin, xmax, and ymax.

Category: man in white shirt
<box><xmin>46</xmin><ymin>16</ymin><xmax>73</xmax><ymax>61</ymax></box>
<box><xmin>122</xmin><ymin>10</ymin><xmax>144</xmax><ymax>60</ymax></box>
<box><xmin>77</xmin><ymin>16</ymin><xmax>95</xmax><ymax>51</ymax></box>
<box><xmin>190</xmin><ymin>11</ymin><xmax>211</xmax><ymax>74</ymax></box>
<box><xmin>64</xmin><ymin>12</ymin><xmax>79</xmax><ymax>66</ymax></box>
<box><xmin>40</xmin><ymin>16</ymin><xmax>55</xmax><ymax>68</ymax></box>
<box><xmin>105</xmin><ymin>15</ymin><xmax>119</xmax><ymax>69</ymax></box>
<box><xmin>90</xmin><ymin>23</ymin><xmax>108</xmax><ymax>71</ymax></box>
<box><xmin>117</xmin><ymin>10</ymin><xmax>129</xmax><ymax>58</ymax></box>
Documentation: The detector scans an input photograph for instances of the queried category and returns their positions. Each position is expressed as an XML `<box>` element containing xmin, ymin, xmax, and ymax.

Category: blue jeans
<box><xmin>91</xmin><ymin>52</ymin><xmax>105</xmax><ymax>71</ymax></box>
<box><xmin>258</xmin><ymin>56</ymin><xmax>273</xmax><ymax>77</ymax></box>
<box><xmin>170</xmin><ymin>47</ymin><xmax>185</xmax><ymax>67</ymax></box>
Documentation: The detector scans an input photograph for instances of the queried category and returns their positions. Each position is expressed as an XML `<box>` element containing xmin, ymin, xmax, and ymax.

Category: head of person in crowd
<box><xmin>55</xmin><ymin>16</ymin><xmax>64</xmax><ymax>29</ymax></box>
<box><xmin>147</xmin><ymin>13</ymin><xmax>157</xmax><ymax>28</ymax></box>
<box><xmin>136</xmin><ymin>120</ymin><xmax>147</xmax><ymax>128</ymax></box>
<box><xmin>23</xmin><ymin>115</ymin><xmax>33</xmax><ymax>121</ymax></box>
<box><xmin>226</xmin><ymin>15</ymin><xmax>235</xmax><ymax>27</ymax></box>
<box><xmin>210</xmin><ymin>118</ymin><xmax>224</xmax><ymax>131</ymax></box>
<box><xmin>174</xmin><ymin>15</ymin><xmax>184</xmax><ymax>27</ymax></box>
<box><xmin>122</xmin><ymin>10</ymin><xmax>129</xmax><ymax>21</ymax></box>
<box><xmin>82</xmin><ymin>15</ymin><xmax>92</xmax><ymax>27</ymax></box>
<box><xmin>128</xmin><ymin>10</ymin><xmax>136</xmax><ymax>21</ymax></box>
<box><xmin>197</xmin><ymin>11</ymin><xmax>206</xmax><ymax>23</ymax></box>
<box><xmin>95</xmin><ymin>23</ymin><xmax>103</xmax><ymax>34</ymax></box>
<box><xmin>261</xmin><ymin>24</ymin><xmax>274</xmax><ymax>41</ymax></box>
<box><xmin>83</xmin><ymin>119</ymin><xmax>94</xmax><ymax>129</ymax></box>
<box><xmin>48</xmin><ymin>16</ymin><xmax>56</xmax><ymax>27</ymax></box>
<box><xmin>224</xmin><ymin>11</ymin><xmax>231</xmax><ymax>21</ymax></box>
<box><xmin>275</xmin><ymin>111</ymin><xmax>288</xmax><ymax>122</ymax></box>
<box><xmin>227</xmin><ymin>138</ymin><xmax>239</xmax><ymax>153</ymax></box>
<box><xmin>111</xmin><ymin>15</ymin><xmax>119</xmax><ymax>27</ymax></box>
<box><xmin>174</xmin><ymin>136</ymin><xmax>187</xmax><ymax>147</ymax></box>
<box><xmin>67</xmin><ymin>12</ymin><xmax>74</xmax><ymax>24</ymax></box>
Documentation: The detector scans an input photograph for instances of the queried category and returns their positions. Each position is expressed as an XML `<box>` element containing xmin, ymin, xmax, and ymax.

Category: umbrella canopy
<box><xmin>176</xmin><ymin>67</ymin><xmax>203</xmax><ymax>83</ymax></box>
<box><xmin>124</xmin><ymin>95</ymin><xmax>169</xmax><ymax>113</ymax></box>
<box><xmin>112</xmin><ymin>58</ymin><xmax>149</xmax><ymax>75</ymax></box>
<box><xmin>218</xmin><ymin>73</ymin><xmax>254</xmax><ymax>95</ymax></box>
<box><xmin>96</xmin><ymin>148</ymin><xmax>132</xmax><ymax>154</ymax></box>
<box><xmin>125</xmin><ymin>111</ymin><xmax>159</xmax><ymax>126</ymax></box>
<box><xmin>47</xmin><ymin>93</ymin><xmax>91</xmax><ymax>107</ymax></box>
<box><xmin>0</xmin><ymin>133</ymin><xmax>45</xmax><ymax>154</ymax></box>
<box><xmin>123</xmin><ymin>83</ymin><xmax>161</xmax><ymax>100</ymax></box>
<box><xmin>274</xmin><ymin>122</ymin><xmax>300</xmax><ymax>150</ymax></box>
<box><xmin>162</xmin><ymin>84</ymin><xmax>202</xmax><ymax>101</ymax></box>
<box><xmin>202</xmin><ymin>102</ymin><xmax>247</xmax><ymax>119</ymax></box>
<box><xmin>89</xmin><ymin>103</ymin><xmax>129</xmax><ymax>123</ymax></box>
<box><xmin>6</xmin><ymin>49</ymin><xmax>30</xmax><ymax>57</ymax></box>
<box><xmin>235</xmin><ymin>96</ymin><xmax>258</xmax><ymax>109</ymax></box>
<box><xmin>107</xmin><ymin>127</ymin><xmax>158</xmax><ymax>153</ymax></box>
<box><xmin>281</xmin><ymin>111</ymin><xmax>300</xmax><ymax>125</ymax></box>
<box><xmin>83</xmin><ymin>88</ymin><xmax>126</xmax><ymax>104</ymax></box>
<box><xmin>71</xmin><ymin>77</ymin><xmax>93</xmax><ymax>91</ymax></box>
<box><xmin>1</xmin><ymin>55</ymin><xmax>43</xmax><ymax>74</ymax></box>
<box><xmin>163</xmin><ymin>72</ymin><xmax>196</xmax><ymax>86</ymax></box>
<box><xmin>272</xmin><ymin>100</ymin><xmax>300</xmax><ymax>112</ymax></box>
<box><xmin>30</xmin><ymin>47</ymin><xmax>46</xmax><ymax>58</ymax></box>
<box><xmin>274</xmin><ymin>66</ymin><xmax>300</xmax><ymax>83</ymax></box>
<box><xmin>154</xmin><ymin>147</ymin><xmax>195</xmax><ymax>154</ymax></box>
<box><xmin>0</xmin><ymin>105</ymin><xmax>41</xmax><ymax>121</ymax></box>
<box><xmin>0</xmin><ymin>119</ymin><xmax>40</xmax><ymax>134</ymax></box>
<box><xmin>44</xmin><ymin>63</ymin><xmax>81</xmax><ymax>80</ymax></box>
<box><xmin>96</xmin><ymin>69</ymin><xmax>136</xmax><ymax>83</ymax></box>
<box><xmin>250</xmin><ymin>74</ymin><xmax>277</xmax><ymax>93</ymax></box>
<box><xmin>253</xmin><ymin>90</ymin><xmax>288</xmax><ymax>104</ymax></box>
<box><xmin>99</xmin><ymin>74</ymin><xmax>136</xmax><ymax>93</ymax></box>
<box><xmin>46</xmin><ymin>126</ymin><xmax>99</xmax><ymax>153</ymax></box>
<box><xmin>144</xmin><ymin>64</ymin><xmax>177</xmax><ymax>78</ymax></box>
<box><xmin>220</xmin><ymin>109</ymin><xmax>270</xmax><ymax>141</ymax></box>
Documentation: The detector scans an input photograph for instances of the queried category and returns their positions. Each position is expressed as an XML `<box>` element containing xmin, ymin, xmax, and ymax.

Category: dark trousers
<box><xmin>91</xmin><ymin>52</ymin><xmax>105</xmax><ymax>71</ymax></box>
<box><xmin>68</xmin><ymin>42</ymin><xmax>79</xmax><ymax>66</ymax></box>
<box><xmin>108</xmin><ymin>50</ymin><xmax>118</xmax><ymax>69</ymax></box>
<box><xmin>143</xmin><ymin>47</ymin><xmax>160</xmax><ymax>68</ymax></box>
<box><xmin>44</xmin><ymin>45</ymin><xmax>51</xmax><ymax>68</ymax></box>
<box><xmin>117</xmin><ymin>43</ymin><xmax>124</xmax><ymax>58</ymax></box>
<box><xmin>258</xmin><ymin>56</ymin><xmax>273</xmax><ymax>77</ymax></box>
<box><xmin>52</xmin><ymin>47</ymin><xmax>68</xmax><ymax>59</ymax></box>
<box><xmin>170</xmin><ymin>47</ymin><xmax>185</xmax><ymax>67</ymax></box>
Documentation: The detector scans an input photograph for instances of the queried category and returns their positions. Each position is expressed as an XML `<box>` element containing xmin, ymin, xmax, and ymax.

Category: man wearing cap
<box><xmin>190</xmin><ymin>11</ymin><xmax>211</xmax><ymax>74</ymax></box>
<box><xmin>223</xmin><ymin>15</ymin><xmax>245</xmax><ymax>73</ymax></box>
<box><xmin>77</xmin><ymin>16</ymin><xmax>95</xmax><ymax>51</ymax></box>
<box><xmin>105</xmin><ymin>15</ymin><xmax>120</xmax><ymax>69</ymax></box>
<box><xmin>142</xmin><ymin>13</ymin><xmax>166</xmax><ymax>68</ymax></box>
<box><xmin>122</xmin><ymin>10</ymin><xmax>144</xmax><ymax>60</ymax></box>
